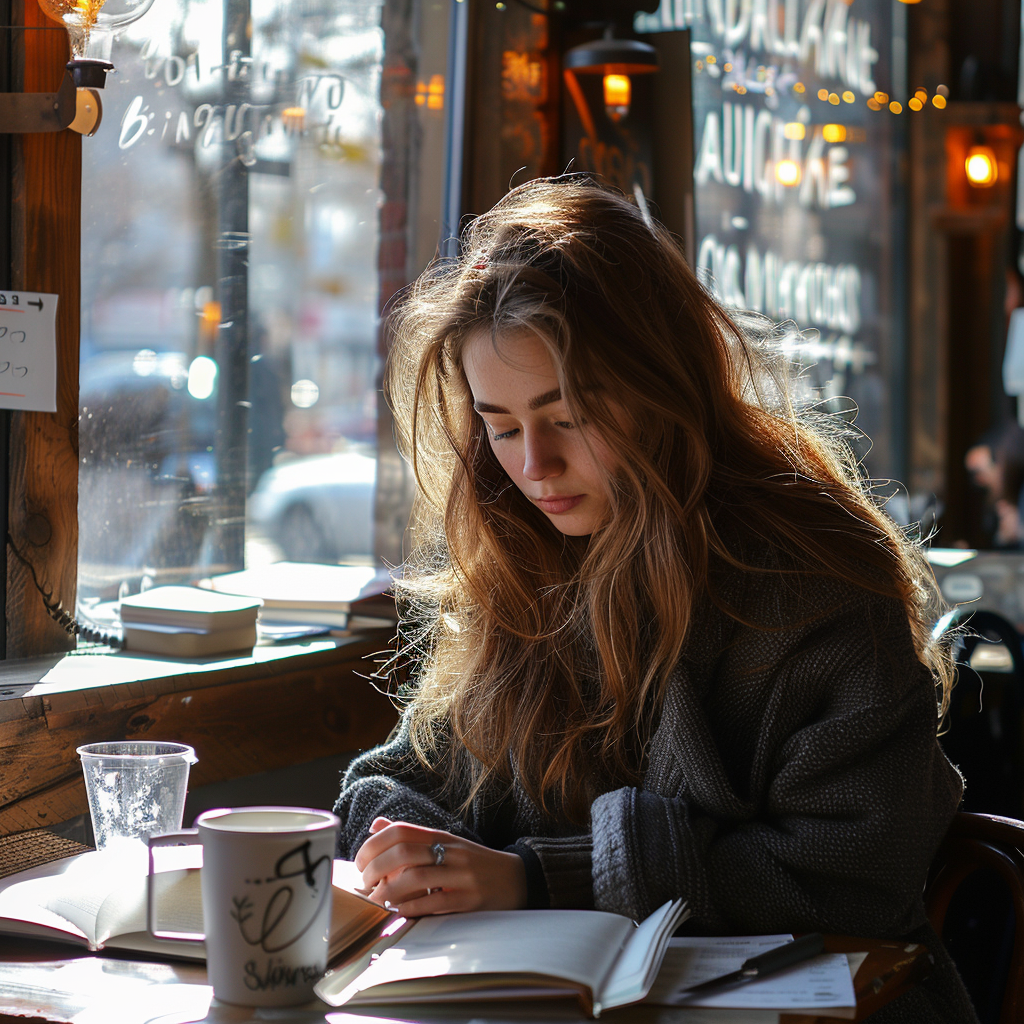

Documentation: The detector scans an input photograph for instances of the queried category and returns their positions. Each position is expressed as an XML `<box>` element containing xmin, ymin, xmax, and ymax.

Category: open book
<box><xmin>314</xmin><ymin>898</ymin><xmax>689</xmax><ymax>1017</ymax></box>
<box><xmin>0</xmin><ymin>846</ymin><xmax>390</xmax><ymax>964</ymax></box>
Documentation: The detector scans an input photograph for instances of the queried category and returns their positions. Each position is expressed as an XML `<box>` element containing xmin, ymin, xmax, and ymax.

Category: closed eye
<box><xmin>490</xmin><ymin>426</ymin><xmax>519</xmax><ymax>441</ymax></box>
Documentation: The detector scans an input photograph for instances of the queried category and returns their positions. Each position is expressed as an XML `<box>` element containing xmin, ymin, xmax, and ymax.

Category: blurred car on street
<box><xmin>248</xmin><ymin>450</ymin><xmax>376</xmax><ymax>562</ymax></box>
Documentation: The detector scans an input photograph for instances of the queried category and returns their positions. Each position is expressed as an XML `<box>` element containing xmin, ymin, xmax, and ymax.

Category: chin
<box><xmin>544</xmin><ymin>514</ymin><xmax>602</xmax><ymax>537</ymax></box>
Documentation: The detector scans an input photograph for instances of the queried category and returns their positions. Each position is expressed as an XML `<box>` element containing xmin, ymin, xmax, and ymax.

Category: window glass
<box><xmin>77</xmin><ymin>0</ymin><xmax>404</xmax><ymax>613</ymax></box>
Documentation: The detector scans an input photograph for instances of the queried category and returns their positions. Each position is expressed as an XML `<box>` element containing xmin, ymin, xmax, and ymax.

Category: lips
<box><xmin>534</xmin><ymin>494</ymin><xmax>585</xmax><ymax>514</ymax></box>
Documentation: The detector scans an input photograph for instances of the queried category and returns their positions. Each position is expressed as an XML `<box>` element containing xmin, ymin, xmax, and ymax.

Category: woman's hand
<box><xmin>354</xmin><ymin>817</ymin><xmax>528</xmax><ymax>917</ymax></box>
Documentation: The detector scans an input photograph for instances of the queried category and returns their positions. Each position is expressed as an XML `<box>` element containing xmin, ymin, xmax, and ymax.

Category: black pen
<box><xmin>674</xmin><ymin>932</ymin><xmax>827</xmax><ymax>999</ymax></box>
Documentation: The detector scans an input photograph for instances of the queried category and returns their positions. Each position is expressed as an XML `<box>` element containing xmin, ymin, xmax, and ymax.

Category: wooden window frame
<box><xmin>7</xmin><ymin>4</ymin><xmax>80</xmax><ymax>660</ymax></box>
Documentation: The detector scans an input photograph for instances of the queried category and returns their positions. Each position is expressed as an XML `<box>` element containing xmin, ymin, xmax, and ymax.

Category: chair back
<box><xmin>926</xmin><ymin>812</ymin><xmax>1024</xmax><ymax>1024</ymax></box>
<box><xmin>938</xmin><ymin>609</ymin><xmax>1024</xmax><ymax>818</ymax></box>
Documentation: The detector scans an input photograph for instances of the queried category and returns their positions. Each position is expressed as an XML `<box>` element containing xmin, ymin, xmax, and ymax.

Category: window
<box><xmin>75</xmin><ymin>0</ymin><xmax>448</xmax><ymax>622</ymax></box>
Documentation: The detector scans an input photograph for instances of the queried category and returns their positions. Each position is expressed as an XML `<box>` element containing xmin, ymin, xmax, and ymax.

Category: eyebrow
<box><xmin>474</xmin><ymin>388</ymin><xmax>563</xmax><ymax>414</ymax></box>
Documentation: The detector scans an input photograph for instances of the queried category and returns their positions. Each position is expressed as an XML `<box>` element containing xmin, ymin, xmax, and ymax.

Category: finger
<box><xmin>356</xmin><ymin>822</ymin><xmax>448</xmax><ymax>871</ymax></box>
<box><xmin>371</xmin><ymin>865</ymin><xmax>454</xmax><ymax>907</ymax></box>
<box><xmin>393</xmin><ymin>888</ymin><xmax>468</xmax><ymax>918</ymax></box>
<box><xmin>355</xmin><ymin>822</ymin><xmax>408</xmax><ymax>871</ymax></box>
<box><xmin>360</xmin><ymin>841</ymin><xmax>442</xmax><ymax>890</ymax></box>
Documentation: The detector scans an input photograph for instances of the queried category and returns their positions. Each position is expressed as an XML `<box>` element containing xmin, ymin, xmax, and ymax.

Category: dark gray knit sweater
<box><xmin>334</xmin><ymin>569</ymin><xmax>976</xmax><ymax>1023</ymax></box>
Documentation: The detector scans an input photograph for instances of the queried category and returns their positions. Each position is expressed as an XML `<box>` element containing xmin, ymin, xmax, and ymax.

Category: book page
<box><xmin>94</xmin><ymin>865</ymin><xmax>203</xmax><ymax>946</ymax></box>
<box><xmin>35</xmin><ymin>851</ymin><xmax>135</xmax><ymax>945</ymax></box>
<box><xmin>323</xmin><ymin>909</ymin><xmax>633</xmax><ymax>1007</ymax></box>
<box><xmin>598</xmin><ymin>899</ymin><xmax>688</xmax><ymax>1010</ymax></box>
<box><xmin>0</xmin><ymin>872</ymin><xmax>91</xmax><ymax>944</ymax></box>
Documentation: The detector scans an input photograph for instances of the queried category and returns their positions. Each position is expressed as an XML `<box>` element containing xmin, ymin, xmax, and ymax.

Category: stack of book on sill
<box><xmin>119</xmin><ymin>586</ymin><xmax>262</xmax><ymax>658</ymax></box>
<box><xmin>200</xmin><ymin>562</ymin><xmax>397</xmax><ymax>636</ymax></box>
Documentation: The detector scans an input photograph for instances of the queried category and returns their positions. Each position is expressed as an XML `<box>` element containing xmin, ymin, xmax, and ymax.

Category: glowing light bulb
<box><xmin>775</xmin><ymin>159</ymin><xmax>801</xmax><ymax>186</ymax></box>
<box><xmin>603</xmin><ymin>73</ymin><xmax>631</xmax><ymax>122</ymax></box>
<box><xmin>965</xmin><ymin>146</ymin><xmax>998</xmax><ymax>187</ymax></box>
<box><xmin>36</xmin><ymin>0</ymin><xmax>157</xmax><ymax>63</ymax></box>
<box><xmin>187</xmin><ymin>356</ymin><xmax>218</xmax><ymax>400</ymax></box>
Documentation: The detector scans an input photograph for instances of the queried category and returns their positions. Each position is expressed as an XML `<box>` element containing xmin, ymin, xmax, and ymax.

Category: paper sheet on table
<box><xmin>645</xmin><ymin>934</ymin><xmax>856</xmax><ymax>1010</ymax></box>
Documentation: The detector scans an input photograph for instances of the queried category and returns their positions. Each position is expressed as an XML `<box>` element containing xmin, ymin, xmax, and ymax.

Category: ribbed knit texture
<box><xmin>334</xmin><ymin>568</ymin><xmax>977</xmax><ymax>1024</ymax></box>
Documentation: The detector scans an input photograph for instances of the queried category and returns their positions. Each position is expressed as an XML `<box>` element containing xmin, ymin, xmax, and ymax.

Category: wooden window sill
<box><xmin>0</xmin><ymin>632</ymin><xmax>400</xmax><ymax>837</ymax></box>
<box><xmin>0</xmin><ymin>633</ymin><xmax>390</xmax><ymax>706</ymax></box>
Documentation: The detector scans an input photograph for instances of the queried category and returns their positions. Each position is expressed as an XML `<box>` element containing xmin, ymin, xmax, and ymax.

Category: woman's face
<box><xmin>462</xmin><ymin>329</ymin><xmax>615</xmax><ymax>537</ymax></box>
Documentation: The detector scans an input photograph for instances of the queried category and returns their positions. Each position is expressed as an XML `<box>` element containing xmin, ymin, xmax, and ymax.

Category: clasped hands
<box><xmin>355</xmin><ymin>816</ymin><xmax>527</xmax><ymax>917</ymax></box>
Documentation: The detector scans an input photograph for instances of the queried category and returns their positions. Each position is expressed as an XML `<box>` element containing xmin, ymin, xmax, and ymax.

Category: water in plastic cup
<box><xmin>77</xmin><ymin>741</ymin><xmax>198</xmax><ymax>851</ymax></box>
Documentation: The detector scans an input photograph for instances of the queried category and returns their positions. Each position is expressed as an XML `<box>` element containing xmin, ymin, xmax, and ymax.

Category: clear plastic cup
<box><xmin>77</xmin><ymin>741</ymin><xmax>198</xmax><ymax>851</ymax></box>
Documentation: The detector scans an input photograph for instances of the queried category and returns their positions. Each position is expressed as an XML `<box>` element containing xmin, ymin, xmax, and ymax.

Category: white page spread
<box><xmin>323</xmin><ymin>909</ymin><xmax>633</xmax><ymax>1007</ymax></box>
<box><xmin>646</xmin><ymin>934</ymin><xmax>856</xmax><ymax>1011</ymax></box>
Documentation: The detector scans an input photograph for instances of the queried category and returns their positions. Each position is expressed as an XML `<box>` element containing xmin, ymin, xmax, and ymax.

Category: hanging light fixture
<box><xmin>965</xmin><ymin>145</ymin><xmax>998</xmax><ymax>188</ymax></box>
<box><xmin>563</xmin><ymin>28</ymin><xmax>658</xmax><ymax>123</ymax></box>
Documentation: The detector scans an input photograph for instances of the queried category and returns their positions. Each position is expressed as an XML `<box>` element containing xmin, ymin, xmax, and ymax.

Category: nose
<box><xmin>522</xmin><ymin>429</ymin><xmax>565</xmax><ymax>481</ymax></box>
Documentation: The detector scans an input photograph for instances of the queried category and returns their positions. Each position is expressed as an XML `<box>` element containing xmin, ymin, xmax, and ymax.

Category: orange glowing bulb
<box><xmin>603</xmin><ymin>73</ymin><xmax>631</xmax><ymax>119</ymax></box>
<box><xmin>966</xmin><ymin>146</ymin><xmax>998</xmax><ymax>187</ymax></box>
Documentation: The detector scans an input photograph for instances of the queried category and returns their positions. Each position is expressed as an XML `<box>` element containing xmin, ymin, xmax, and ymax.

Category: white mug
<box><xmin>149</xmin><ymin>805</ymin><xmax>339</xmax><ymax>1007</ymax></box>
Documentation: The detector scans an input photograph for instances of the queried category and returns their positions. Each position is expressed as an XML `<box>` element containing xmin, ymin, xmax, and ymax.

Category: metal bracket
<box><xmin>0</xmin><ymin>66</ymin><xmax>77</xmax><ymax>134</ymax></box>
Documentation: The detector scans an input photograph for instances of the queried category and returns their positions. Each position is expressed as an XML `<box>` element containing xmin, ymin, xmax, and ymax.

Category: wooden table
<box><xmin>0</xmin><ymin>932</ymin><xmax>929</xmax><ymax>1024</ymax></box>
<box><xmin>0</xmin><ymin>652</ymin><xmax>929</xmax><ymax>1024</ymax></box>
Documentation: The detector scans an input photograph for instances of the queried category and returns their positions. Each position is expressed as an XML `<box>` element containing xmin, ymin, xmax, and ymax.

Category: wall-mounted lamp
<box><xmin>965</xmin><ymin>145</ymin><xmax>998</xmax><ymax>187</ymax></box>
<box><xmin>38</xmin><ymin>0</ymin><xmax>157</xmax><ymax>86</ymax></box>
<box><xmin>1</xmin><ymin>0</ymin><xmax>157</xmax><ymax>135</ymax></box>
<box><xmin>563</xmin><ymin>29</ymin><xmax>658</xmax><ymax>123</ymax></box>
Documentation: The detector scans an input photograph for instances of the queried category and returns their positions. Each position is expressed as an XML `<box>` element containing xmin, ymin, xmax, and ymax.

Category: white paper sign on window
<box><xmin>0</xmin><ymin>292</ymin><xmax>58</xmax><ymax>412</ymax></box>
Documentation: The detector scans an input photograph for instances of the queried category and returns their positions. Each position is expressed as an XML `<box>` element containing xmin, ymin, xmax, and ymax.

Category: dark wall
<box><xmin>949</xmin><ymin>0</ymin><xmax>1020</xmax><ymax>101</ymax></box>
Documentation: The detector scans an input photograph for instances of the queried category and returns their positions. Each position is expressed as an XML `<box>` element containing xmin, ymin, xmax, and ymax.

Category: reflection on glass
<box><xmin>78</xmin><ymin>0</ymin><xmax>387</xmax><ymax>612</ymax></box>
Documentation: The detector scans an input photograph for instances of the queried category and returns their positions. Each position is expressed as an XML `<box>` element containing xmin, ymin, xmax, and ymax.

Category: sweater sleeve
<box><xmin>590</xmin><ymin>585</ymin><xmax>963</xmax><ymax>936</ymax></box>
<box><xmin>333</xmin><ymin>711</ymin><xmax>483</xmax><ymax>859</ymax></box>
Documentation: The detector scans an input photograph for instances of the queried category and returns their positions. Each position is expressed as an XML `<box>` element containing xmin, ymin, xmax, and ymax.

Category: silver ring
<box><xmin>431</xmin><ymin>841</ymin><xmax>446</xmax><ymax>866</ymax></box>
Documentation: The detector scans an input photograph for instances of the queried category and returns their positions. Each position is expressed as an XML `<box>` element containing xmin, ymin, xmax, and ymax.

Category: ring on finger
<box><xmin>431</xmin><ymin>841</ymin><xmax>446</xmax><ymax>866</ymax></box>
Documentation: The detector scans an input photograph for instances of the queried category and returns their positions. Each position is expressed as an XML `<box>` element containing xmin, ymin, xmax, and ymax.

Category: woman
<box><xmin>335</xmin><ymin>177</ymin><xmax>973</xmax><ymax>1020</ymax></box>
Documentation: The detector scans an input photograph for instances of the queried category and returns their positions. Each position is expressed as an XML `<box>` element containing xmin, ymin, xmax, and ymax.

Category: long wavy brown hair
<box><xmin>386</xmin><ymin>176</ymin><xmax>951</xmax><ymax>825</ymax></box>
